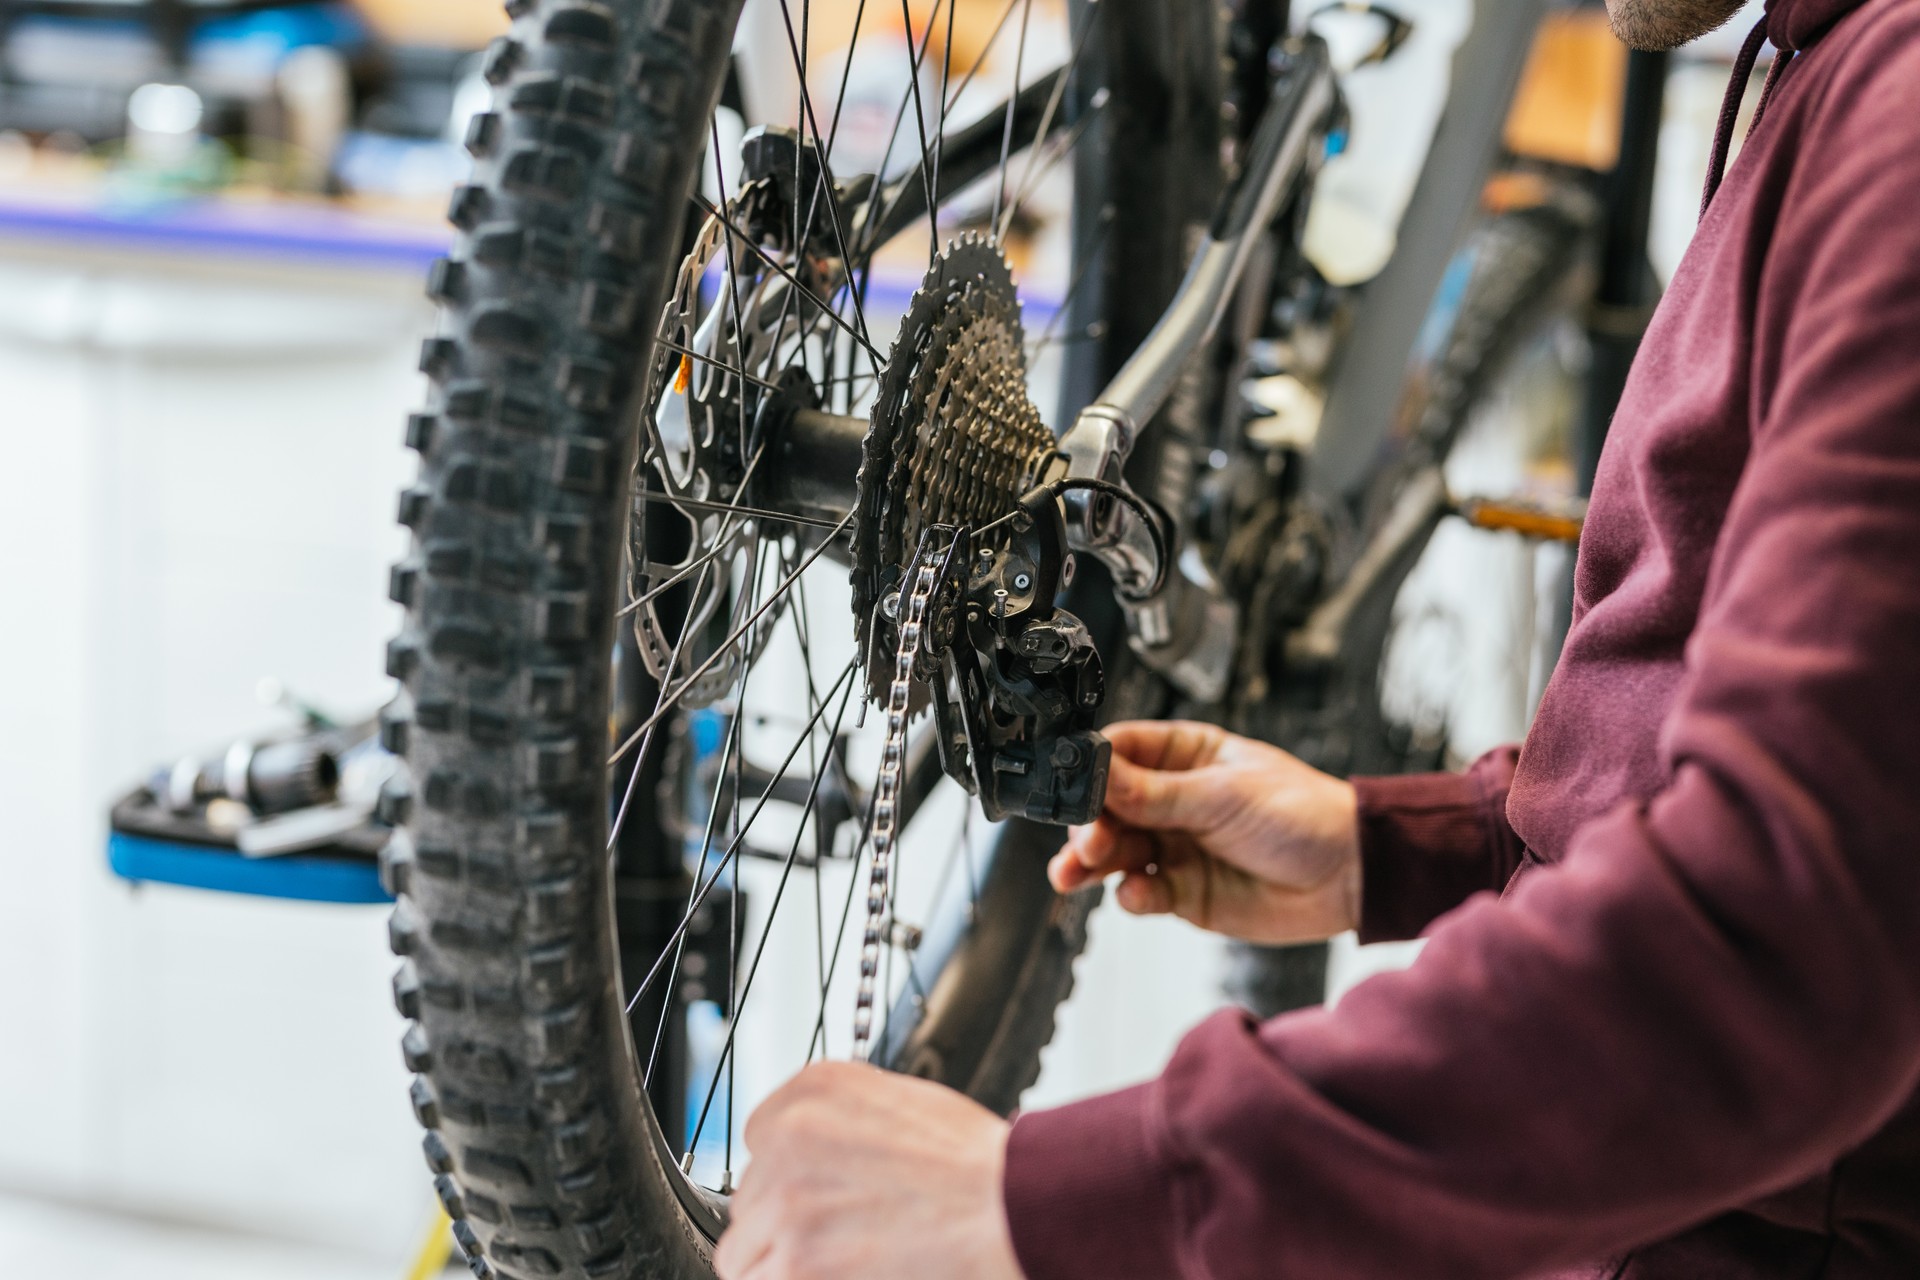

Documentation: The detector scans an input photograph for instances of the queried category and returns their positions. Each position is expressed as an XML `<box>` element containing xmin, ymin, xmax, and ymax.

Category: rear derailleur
<box><xmin>902</xmin><ymin>488</ymin><xmax>1111</xmax><ymax>827</ymax></box>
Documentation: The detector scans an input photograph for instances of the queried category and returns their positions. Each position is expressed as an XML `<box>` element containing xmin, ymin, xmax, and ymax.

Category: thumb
<box><xmin>1102</xmin><ymin>750</ymin><xmax>1227</xmax><ymax>832</ymax></box>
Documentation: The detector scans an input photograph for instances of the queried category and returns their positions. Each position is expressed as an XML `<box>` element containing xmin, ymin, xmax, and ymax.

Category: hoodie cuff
<box><xmin>1003</xmin><ymin>1083</ymin><xmax>1184</xmax><ymax>1280</ymax></box>
<box><xmin>1351</xmin><ymin>745</ymin><xmax>1523</xmax><ymax>944</ymax></box>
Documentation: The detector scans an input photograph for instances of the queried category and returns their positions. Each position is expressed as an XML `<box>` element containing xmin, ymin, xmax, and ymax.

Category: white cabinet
<box><xmin>0</xmin><ymin>234</ymin><xmax>434</xmax><ymax>1259</ymax></box>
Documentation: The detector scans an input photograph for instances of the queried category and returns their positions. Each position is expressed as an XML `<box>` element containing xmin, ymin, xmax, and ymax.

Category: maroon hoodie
<box><xmin>1002</xmin><ymin>0</ymin><xmax>1920</xmax><ymax>1274</ymax></box>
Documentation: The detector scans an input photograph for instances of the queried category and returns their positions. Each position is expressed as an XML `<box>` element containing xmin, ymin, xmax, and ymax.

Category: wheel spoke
<box><xmin>768</xmin><ymin>0</ymin><xmax>881</xmax><ymax>355</ymax></box>
<box><xmin>633</xmin><ymin>489</ymin><xmax>850</xmax><ymax>532</ymax></box>
<box><xmin>617</xmin><ymin>539</ymin><xmax>734</xmax><ymax>621</ymax></box>
<box><xmin>896</xmin><ymin>0</ymin><xmax>941</xmax><ymax>263</ymax></box>
<box><xmin>781</xmin><ymin>568</ymin><xmax>835</xmax><ymax>1047</ymax></box>
<box><xmin>690</xmin><ymin>191</ymin><xmax>887</xmax><ymax>368</ymax></box>
<box><xmin>806</xmin><ymin>764</ymin><xmax>882</xmax><ymax>1062</ymax></box>
<box><xmin>686</xmin><ymin>670</ymin><xmax>860</xmax><ymax>1162</ymax></box>
<box><xmin>652</xmin><ymin>333</ymin><xmax>784</xmax><ymax>393</ymax></box>
<box><xmin>821</xmin><ymin>0</ymin><xmax>869</xmax><ymax>158</ymax></box>
<box><xmin>1030</xmin><ymin>203</ymin><xmax>1113</xmax><ymax>354</ymax></box>
<box><xmin>927</xmin><ymin>0</ymin><xmax>959</xmax><ymax>251</ymax></box>
<box><xmin>641</xmin><ymin>540</ymin><xmax>770</xmax><ymax>1087</ymax></box>
<box><xmin>719</xmin><ymin>550</ymin><xmax>764</xmax><ymax>1187</ymax></box>
<box><xmin>937</xmin><ymin>0</ymin><xmax>1025</xmax><ymax>122</ymax></box>
<box><xmin>622</xmin><ymin>656</ymin><xmax>860</xmax><ymax>1018</ymax></box>
<box><xmin>607</xmin><ymin>509</ymin><xmax>855</xmax><ymax>771</ymax></box>
<box><xmin>607</xmin><ymin>546</ymin><xmax>725</xmax><ymax>853</ymax></box>
<box><xmin>848</xmin><ymin>9</ymin><xmax>943</xmax><ymax>261</ymax></box>
<box><xmin>996</xmin><ymin>0</ymin><xmax>1102</xmax><ymax>242</ymax></box>
<box><xmin>995</xmin><ymin>89</ymin><xmax>1104</xmax><ymax>241</ymax></box>
<box><xmin>990</xmin><ymin>0</ymin><xmax>1035</xmax><ymax>232</ymax></box>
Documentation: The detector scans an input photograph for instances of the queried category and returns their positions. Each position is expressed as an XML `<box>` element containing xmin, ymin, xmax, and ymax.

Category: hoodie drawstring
<box><xmin>1701</xmin><ymin>18</ymin><xmax>1797</xmax><ymax>217</ymax></box>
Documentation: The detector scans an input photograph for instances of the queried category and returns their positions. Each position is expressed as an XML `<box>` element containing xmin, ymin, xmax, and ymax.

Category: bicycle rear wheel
<box><xmin>380</xmin><ymin>0</ymin><xmax>1218</xmax><ymax>1274</ymax></box>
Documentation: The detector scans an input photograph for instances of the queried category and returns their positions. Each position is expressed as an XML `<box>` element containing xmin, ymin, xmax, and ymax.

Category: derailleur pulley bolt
<box><xmin>881</xmin><ymin>591</ymin><xmax>902</xmax><ymax>620</ymax></box>
<box><xmin>1012</xmin><ymin>572</ymin><xmax>1032</xmax><ymax>592</ymax></box>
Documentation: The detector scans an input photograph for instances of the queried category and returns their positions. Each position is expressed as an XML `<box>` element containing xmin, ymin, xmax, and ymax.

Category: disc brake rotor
<box><xmin>629</xmin><ymin>185</ymin><xmax>811</xmax><ymax>706</ymax></box>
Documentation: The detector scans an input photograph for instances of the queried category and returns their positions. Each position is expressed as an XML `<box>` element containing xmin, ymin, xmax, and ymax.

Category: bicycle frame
<box><xmin>1057</xmin><ymin>0</ymin><xmax>1551</xmax><ymax>703</ymax></box>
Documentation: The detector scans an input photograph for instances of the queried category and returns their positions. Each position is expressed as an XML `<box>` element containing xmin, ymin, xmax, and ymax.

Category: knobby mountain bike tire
<box><xmin>377</xmin><ymin>0</ymin><xmax>1219</xmax><ymax>1273</ymax></box>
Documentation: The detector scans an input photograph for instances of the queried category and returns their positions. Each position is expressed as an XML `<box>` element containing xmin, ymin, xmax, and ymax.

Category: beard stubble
<box><xmin>1605</xmin><ymin>0</ymin><xmax>1751</xmax><ymax>50</ymax></box>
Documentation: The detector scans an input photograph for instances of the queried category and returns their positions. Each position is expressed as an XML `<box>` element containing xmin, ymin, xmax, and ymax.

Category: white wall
<box><xmin>0</xmin><ymin>241</ymin><xmax>433</xmax><ymax>1260</ymax></box>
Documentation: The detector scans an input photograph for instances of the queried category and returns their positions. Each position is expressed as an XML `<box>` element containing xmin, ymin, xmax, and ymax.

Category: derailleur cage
<box><xmin>915</xmin><ymin>488</ymin><xmax>1111</xmax><ymax>827</ymax></box>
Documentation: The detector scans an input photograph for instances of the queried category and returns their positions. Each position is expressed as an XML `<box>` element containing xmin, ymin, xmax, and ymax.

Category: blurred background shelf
<box><xmin>0</xmin><ymin>167</ymin><xmax>449</xmax><ymax>269</ymax></box>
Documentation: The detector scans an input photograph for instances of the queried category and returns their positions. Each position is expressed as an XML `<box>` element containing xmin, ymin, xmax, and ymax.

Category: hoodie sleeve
<box><xmin>1349</xmin><ymin>745</ymin><xmax>1526</xmax><ymax>944</ymax></box>
<box><xmin>1003</xmin><ymin>27</ymin><xmax>1920</xmax><ymax>1280</ymax></box>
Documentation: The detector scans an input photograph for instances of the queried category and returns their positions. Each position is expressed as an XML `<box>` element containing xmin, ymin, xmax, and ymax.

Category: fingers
<box><xmin>1116</xmin><ymin>849</ymin><xmax>1215</xmax><ymax>925</ymax></box>
<box><xmin>723</xmin><ymin>1062</ymin><xmax>869</xmax><ymax>1279</ymax></box>
<box><xmin>1102</xmin><ymin>748</ymin><xmax>1229</xmax><ymax>831</ymax></box>
<box><xmin>1053</xmin><ymin>824</ymin><xmax>1204</xmax><ymax>924</ymax></box>
<box><xmin>742</xmin><ymin>1060</ymin><xmax>868</xmax><ymax>1149</ymax></box>
<box><xmin>1050</xmin><ymin>721</ymin><xmax>1239</xmax><ymax>892</ymax></box>
<box><xmin>1114</xmin><ymin>870</ymin><xmax>1174</xmax><ymax>916</ymax></box>
<box><xmin>1059</xmin><ymin>821</ymin><xmax>1128</xmax><ymax>890</ymax></box>
<box><xmin>1104</xmin><ymin>720</ymin><xmax>1227</xmax><ymax>772</ymax></box>
<box><xmin>1050</xmin><ymin>817</ymin><xmax>1158</xmax><ymax>891</ymax></box>
<box><xmin>1048</xmin><ymin>846</ymin><xmax>1089</xmax><ymax>893</ymax></box>
<box><xmin>715</xmin><ymin>1155</ymin><xmax>775</xmax><ymax>1279</ymax></box>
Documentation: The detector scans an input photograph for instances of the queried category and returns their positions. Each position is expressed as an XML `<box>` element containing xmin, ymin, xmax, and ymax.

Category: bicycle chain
<box><xmin>851</xmin><ymin>536</ymin><xmax>950</xmax><ymax>1061</ymax></box>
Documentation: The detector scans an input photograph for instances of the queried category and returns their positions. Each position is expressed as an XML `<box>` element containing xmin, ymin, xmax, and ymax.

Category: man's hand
<box><xmin>1052</xmin><ymin>720</ymin><xmax>1361</xmax><ymax>943</ymax></box>
<box><xmin>714</xmin><ymin>1062</ymin><xmax>1023</xmax><ymax>1280</ymax></box>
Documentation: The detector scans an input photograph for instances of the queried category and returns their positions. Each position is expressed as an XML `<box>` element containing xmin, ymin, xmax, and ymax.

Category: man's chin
<box><xmin>1605</xmin><ymin>0</ymin><xmax>1749</xmax><ymax>51</ymax></box>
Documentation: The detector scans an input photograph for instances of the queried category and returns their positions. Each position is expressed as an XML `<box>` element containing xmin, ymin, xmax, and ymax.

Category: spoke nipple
<box><xmin>681</xmin><ymin>1152</ymin><xmax>696</xmax><ymax>1174</ymax></box>
<box><xmin>720</xmin><ymin>1171</ymin><xmax>735</xmax><ymax>1195</ymax></box>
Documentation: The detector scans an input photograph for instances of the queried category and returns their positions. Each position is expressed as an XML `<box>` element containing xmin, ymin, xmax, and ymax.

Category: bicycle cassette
<box><xmin>851</xmin><ymin>235</ymin><xmax>1062</xmax><ymax>700</ymax></box>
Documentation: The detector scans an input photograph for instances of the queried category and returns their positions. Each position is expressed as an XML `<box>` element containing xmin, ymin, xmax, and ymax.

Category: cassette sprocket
<box><xmin>851</xmin><ymin>235</ymin><xmax>1059</xmax><ymax>697</ymax></box>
